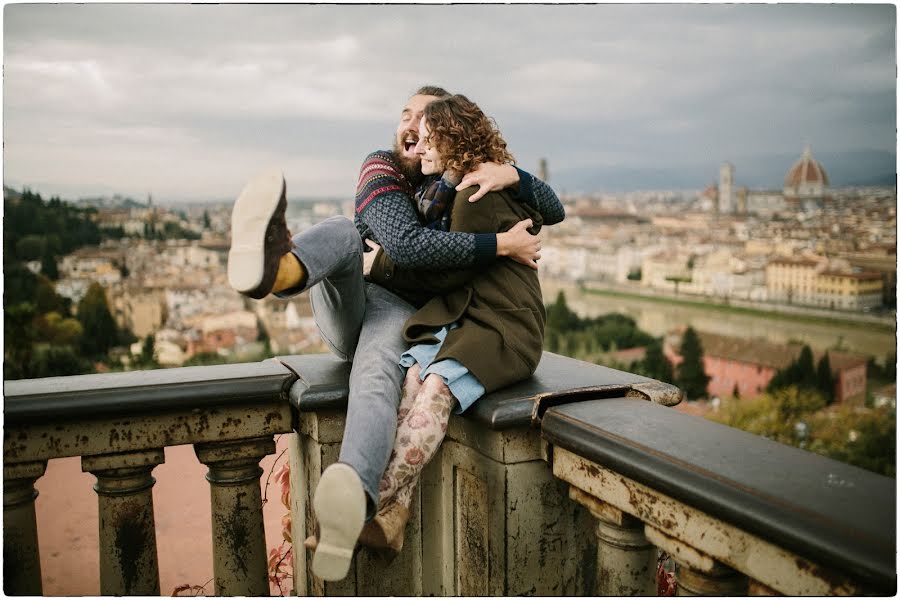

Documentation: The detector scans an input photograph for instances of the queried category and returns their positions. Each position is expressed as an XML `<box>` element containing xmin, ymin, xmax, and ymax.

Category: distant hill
<box><xmin>552</xmin><ymin>149</ymin><xmax>896</xmax><ymax>193</ymax></box>
<box><xmin>76</xmin><ymin>194</ymin><xmax>148</xmax><ymax>209</ymax></box>
<box><xmin>3</xmin><ymin>186</ymin><xmax>23</xmax><ymax>202</ymax></box>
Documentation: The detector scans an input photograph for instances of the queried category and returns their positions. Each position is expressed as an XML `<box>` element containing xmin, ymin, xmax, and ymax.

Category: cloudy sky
<box><xmin>3</xmin><ymin>3</ymin><xmax>896</xmax><ymax>202</ymax></box>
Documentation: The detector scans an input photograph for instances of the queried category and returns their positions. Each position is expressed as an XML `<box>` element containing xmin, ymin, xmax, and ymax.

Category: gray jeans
<box><xmin>284</xmin><ymin>216</ymin><xmax>415</xmax><ymax>516</ymax></box>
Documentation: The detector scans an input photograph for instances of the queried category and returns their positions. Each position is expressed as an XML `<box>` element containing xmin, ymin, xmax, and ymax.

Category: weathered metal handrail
<box><xmin>4</xmin><ymin>360</ymin><xmax>297</xmax><ymax>596</ymax></box>
<box><xmin>541</xmin><ymin>398</ymin><xmax>897</xmax><ymax>596</ymax></box>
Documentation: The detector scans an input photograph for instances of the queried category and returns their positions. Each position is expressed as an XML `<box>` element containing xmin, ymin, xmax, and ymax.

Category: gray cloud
<box><xmin>3</xmin><ymin>3</ymin><xmax>895</xmax><ymax>201</ymax></box>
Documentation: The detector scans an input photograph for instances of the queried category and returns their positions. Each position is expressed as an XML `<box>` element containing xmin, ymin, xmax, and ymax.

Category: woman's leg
<box><xmin>397</xmin><ymin>363</ymin><xmax>424</xmax><ymax>424</ymax></box>
<box><xmin>357</xmin><ymin>372</ymin><xmax>453</xmax><ymax>554</ymax></box>
<box><xmin>377</xmin><ymin>373</ymin><xmax>455</xmax><ymax>510</ymax></box>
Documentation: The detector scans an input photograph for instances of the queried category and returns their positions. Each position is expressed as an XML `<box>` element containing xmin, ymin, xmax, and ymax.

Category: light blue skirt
<box><xmin>399</xmin><ymin>324</ymin><xmax>486</xmax><ymax>413</ymax></box>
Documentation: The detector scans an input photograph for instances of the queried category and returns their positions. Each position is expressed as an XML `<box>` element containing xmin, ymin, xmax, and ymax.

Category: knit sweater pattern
<box><xmin>354</xmin><ymin>150</ymin><xmax>564</xmax><ymax>270</ymax></box>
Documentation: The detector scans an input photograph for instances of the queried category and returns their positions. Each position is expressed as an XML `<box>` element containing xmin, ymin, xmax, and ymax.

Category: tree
<box><xmin>546</xmin><ymin>291</ymin><xmax>579</xmax><ymax>332</ymax></box>
<box><xmin>77</xmin><ymin>283</ymin><xmax>118</xmax><ymax>357</ymax></box>
<box><xmin>711</xmin><ymin>386</ymin><xmax>826</xmax><ymax>445</ymax></box>
<box><xmin>14</xmin><ymin>235</ymin><xmax>45</xmax><ymax>261</ymax></box>
<box><xmin>807</xmin><ymin>404</ymin><xmax>896</xmax><ymax>477</ymax></box>
<box><xmin>135</xmin><ymin>334</ymin><xmax>159</xmax><ymax>368</ymax></box>
<box><xmin>769</xmin><ymin>345</ymin><xmax>820</xmax><ymax>394</ymax></box>
<box><xmin>796</xmin><ymin>345</ymin><xmax>816</xmax><ymax>389</ymax></box>
<box><xmin>41</xmin><ymin>251</ymin><xmax>59</xmax><ymax>280</ymax></box>
<box><xmin>35</xmin><ymin>277</ymin><xmax>65</xmax><ymax>314</ymax></box>
<box><xmin>4</xmin><ymin>302</ymin><xmax>37</xmax><ymax>379</ymax></box>
<box><xmin>816</xmin><ymin>353</ymin><xmax>835</xmax><ymax>405</ymax></box>
<box><xmin>4</xmin><ymin>261</ymin><xmax>39</xmax><ymax>306</ymax></box>
<box><xmin>35</xmin><ymin>312</ymin><xmax>83</xmax><ymax>346</ymax></box>
<box><xmin>183</xmin><ymin>352</ymin><xmax>230</xmax><ymax>367</ymax></box>
<box><xmin>29</xmin><ymin>345</ymin><xmax>92</xmax><ymax>378</ymax></box>
<box><xmin>642</xmin><ymin>339</ymin><xmax>673</xmax><ymax>383</ymax></box>
<box><xmin>676</xmin><ymin>327</ymin><xmax>710</xmax><ymax>400</ymax></box>
<box><xmin>203</xmin><ymin>209</ymin><xmax>211</xmax><ymax>229</ymax></box>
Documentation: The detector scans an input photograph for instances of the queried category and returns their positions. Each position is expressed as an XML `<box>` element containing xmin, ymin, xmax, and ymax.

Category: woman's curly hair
<box><xmin>422</xmin><ymin>94</ymin><xmax>515</xmax><ymax>174</ymax></box>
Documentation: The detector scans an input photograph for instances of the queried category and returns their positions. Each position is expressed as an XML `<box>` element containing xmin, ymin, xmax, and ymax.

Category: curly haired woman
<box><xmin>357</xmin><ymin>94</ymin><xmax>548</xmax><ymax>555</ymax></box>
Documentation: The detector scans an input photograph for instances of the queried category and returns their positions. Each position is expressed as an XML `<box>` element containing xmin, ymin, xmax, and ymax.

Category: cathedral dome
<box><xmin>784</xmin><ymin>145</ymin><xmax>829</xmax><ymax>188</ymax></box>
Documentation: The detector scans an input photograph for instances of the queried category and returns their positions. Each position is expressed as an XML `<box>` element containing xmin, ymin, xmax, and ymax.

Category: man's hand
<box><xmin>497</xmin><ymin>219</ymin><xmax>541</xmax><ymax>270</ymax></box>
<box><xmin>363</xmin><ymin>240</ymin><xmax>381</xmax><ymax>276</ymax></box>
<box><xmin>457</xmin><ymin>162</ymin><xmax>519</xmax><ymax>203</ymax></box>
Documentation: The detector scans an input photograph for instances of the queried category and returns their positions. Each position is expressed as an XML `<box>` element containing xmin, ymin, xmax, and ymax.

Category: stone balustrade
<box><xmin>3</xmin><ymin>352</ymin><xmax>895</xmax><ymax>596</ymax></box>
<box><xmin>4</xmin><ymin>361</ymin><xmax>295</xmax><ymax>596</ymax></box>
<box><xmin>541</xmin><ymin>398</ymin><xmax>896</xmax><ymax>596</ymax></box>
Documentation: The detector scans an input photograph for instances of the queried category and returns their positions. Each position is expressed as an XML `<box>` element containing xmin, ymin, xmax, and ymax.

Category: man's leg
<box><xmin>335</xmin><ymin>282</ymin><xmax>416</xmax><ymax>513</ymax></box>
<box><xmin>309</xmin><ymin>283</ymin><xmax>414</xmax><ymax>580</ymax></box>
<box><xmin>228</xmin><ymin>172</ymin><xmax>378</xmax><ymax>581</ymax></box>
<box><xmin>292</xmin><ymin>215</ymin><xmax>367</xmax><ymax>361</ymax></box>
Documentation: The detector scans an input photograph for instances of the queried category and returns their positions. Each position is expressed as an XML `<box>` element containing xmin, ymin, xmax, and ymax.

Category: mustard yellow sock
<box><xmin>272</xmin><ymin>253</ymin><xmax>306</xmax><ymax>293</ymax></box>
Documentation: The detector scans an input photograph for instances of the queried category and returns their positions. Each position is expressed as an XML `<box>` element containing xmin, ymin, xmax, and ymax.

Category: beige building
<box><xmin>59</xmin><ymin>250</ymin><xmax>123</xmax><ymax>286</ymax></box>
<box><xmin>816</xmin><ymin>270</ymin><xmax>884</xmax><ymax>311</ymax></box>
<box><xmin>642</xmin><ymin>251</ymin><xmax>692</xmax><ymax>290</ymax></box>
<box><xmin>765</xmin><ymin>256</ymin><xmax>825</xmax><ymax>305</ymax></box>
<box><xmin>114</xmin><ymin>288</ymin><xmax>167</xmax><ymax>339</ymax></box>
<box><xmin>686</xmin><ymin>250</ymin><xmax>766</xmax><ymax>300</ymax></box>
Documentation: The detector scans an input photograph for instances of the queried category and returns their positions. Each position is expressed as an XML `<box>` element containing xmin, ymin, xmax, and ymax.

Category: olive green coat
<box><xmin>368</xmin><ymin>187</ymin><xmax>545</xmax><ymax>393</ymax></box>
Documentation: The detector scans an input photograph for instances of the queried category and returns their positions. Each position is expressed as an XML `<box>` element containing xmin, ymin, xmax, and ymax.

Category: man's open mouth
<box><xmin>403</xmin><ymin>136</ymin><xmax>417</xmax><ymax>152</ymax></box>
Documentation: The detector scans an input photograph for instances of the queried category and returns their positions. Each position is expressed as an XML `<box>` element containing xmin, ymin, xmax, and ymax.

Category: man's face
<box><xmin>394</xmin><ymin>94</ymin><xmax>440</xmax><ymax>171</ymax></box>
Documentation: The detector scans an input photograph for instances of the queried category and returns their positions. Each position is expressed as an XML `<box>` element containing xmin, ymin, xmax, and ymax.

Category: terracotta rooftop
<box><xmin>819</xmin><ymin>270</ymin><xmax>884</xmax><ymax>281</ymax></box>
<box><xmin>696</xmin><ymin>332</ymin><xmax>799</xmax><ymax>370</ymax></box>
<box><xmin>688</xmin><ymin>331</ymin><xmax>869</xmax><ymax>374</ymax></box>
<box><xmin>608</xmin><ymin>346</ymin><xmax>648</xmax><ymax>364</ymax></box>
<box><xmin>768</xmin><ymin>256</ymin><xmax>822</xmax><ymax>267</ymax></box>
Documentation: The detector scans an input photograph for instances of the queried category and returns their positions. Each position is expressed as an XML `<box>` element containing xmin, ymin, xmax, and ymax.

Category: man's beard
<box><xmin>392</xmin><ymin>139</ymin><xmax>424</xmax><ymax>185</ymax></box>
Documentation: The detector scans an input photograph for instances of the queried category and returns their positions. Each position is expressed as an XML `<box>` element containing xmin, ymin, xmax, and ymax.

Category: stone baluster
<box><xmin>645</xmin><ymin>525</ymin><xmax>748</xmax><ymax>596</ymax></box>
<box><xmin>195</xmin><ymin>436</ymin><xmax>275</xmax><ymax>596</ymax></box>
<box><xmin>3</xmin><ymin>461</ymin><xmax>48</xmax><ymax>595</ymax></box>
<box><xmin>81</xmin><ymin>449</ymin><xmax>165</xmax><ymax>596</ymax></box>
<box><xmin>569</xmin><ymin>486</ymin><xmax>657</xmax><ymax>595</ymax></box>
<box><xmin>748</xmin><ymin>579</ymin><xmax>782</xmax><ymax>595</ymax></box>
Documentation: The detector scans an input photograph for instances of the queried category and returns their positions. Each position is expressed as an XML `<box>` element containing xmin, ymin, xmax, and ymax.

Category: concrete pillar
<box><xmin>677</xmin><ymin>562</ymin><xmax>748</xmax><ymax>596</ymax></box>
<box><xmin>569</xmin><ymin>486</ymin><xmax>656</xmax><ymax>595</ymax></box>
<box><xmin>3</xmin><ymin>461</ymin><xmax>47</xmax><ymax>595</ymax></box>
<box><xmin>748</xmin><ymin>579</ymin><xmax>781</xmax><ymax>595</ymax></box>
<box><xmin>645</xmin><ymin>523</ymin><xmax>748</xmax><ymax>596</ymax></box>
<box><xmin>82</xmin><ymin>449</ymin><xmax>165</xmax><ymax>596</ymax></box>
<box><xmin>195</xmin><ymin>436</ymin><xmax>275</xmax><ymax>596</ymax></box>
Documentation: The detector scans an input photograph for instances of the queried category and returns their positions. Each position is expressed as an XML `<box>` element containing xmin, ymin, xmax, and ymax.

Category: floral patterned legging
<box><xmin>377</xmin><ymin>363</ymin><xmax>455</xmax><ymax>512</ymax></box>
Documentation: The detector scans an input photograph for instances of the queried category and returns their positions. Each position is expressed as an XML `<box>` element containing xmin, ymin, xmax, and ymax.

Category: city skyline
<box><xmin>3</xmin><ymin>3</ymin><xmax>896</xmax><ymax>202</ymax></box>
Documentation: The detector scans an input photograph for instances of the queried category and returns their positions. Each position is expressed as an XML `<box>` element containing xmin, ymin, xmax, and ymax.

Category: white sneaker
<box><xmin>311</xmin><ymin>463</ymin><xmax>366</xmax><ymax>581</ymax></box>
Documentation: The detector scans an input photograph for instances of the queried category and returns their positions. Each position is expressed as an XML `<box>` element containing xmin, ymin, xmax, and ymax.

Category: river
<box><xmin>540</xmin><ymin>279</ymin><xmax>896</xmax><ymax>360</ymax></box>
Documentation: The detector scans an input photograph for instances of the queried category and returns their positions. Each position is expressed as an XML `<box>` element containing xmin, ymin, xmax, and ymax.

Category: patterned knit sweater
<box><xmin>354</xmin><ymin>150</ymin><xmax>564</xmax><ymax>269</ymax></box>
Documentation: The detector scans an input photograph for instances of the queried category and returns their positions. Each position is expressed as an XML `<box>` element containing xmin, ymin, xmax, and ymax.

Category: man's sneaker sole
<box><xmin>311</xmin><ymin>463</ymin><xmax>366</xmax><ymax>581</ymax></box>
<box><xmin>227</xmin><ymin>168</ymin><xmax>286</xmax><ymax>294</ymax></box>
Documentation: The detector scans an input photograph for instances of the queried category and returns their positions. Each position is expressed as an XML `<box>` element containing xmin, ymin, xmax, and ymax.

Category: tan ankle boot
<box><xmin>358</xmin><ymin>503</ymin><xmax>410</xmax><ymax>554</ymax></box>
